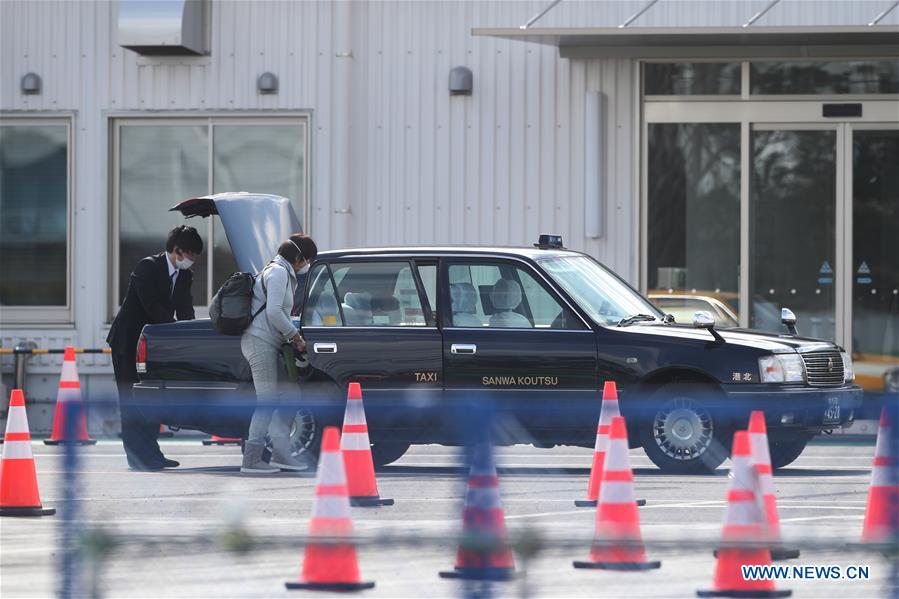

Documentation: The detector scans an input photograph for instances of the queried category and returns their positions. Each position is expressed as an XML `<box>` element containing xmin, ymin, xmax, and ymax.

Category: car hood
<box><xmin>618</xmin><ymin>323</ymin><xmax>840</xmax><ymax>353</ymax></box>
<box><xmin>170</xmin><ymin>192</ymin><xmax>302</xmax><ymax>274</ymax></box>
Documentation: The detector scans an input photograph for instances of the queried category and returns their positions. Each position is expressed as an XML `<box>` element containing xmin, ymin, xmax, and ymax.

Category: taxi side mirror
<box><xmin>781</xmin><ymin>308</ymin><xmax>798</xmax><ymax>336</ymax></box>
<box><xmin>693</xmin><ymin>310</ymin><xmax>724</xmax><ymax>344</ymax></box>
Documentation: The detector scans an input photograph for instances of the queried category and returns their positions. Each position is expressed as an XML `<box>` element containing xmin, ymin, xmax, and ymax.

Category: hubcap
<box><xmin>653</xmin><ymin>398</ymin><xmax>713</xmax><ymax>461</ymax></box>
<box><xmin>264</xmin><ymin>408</ymin><xmax>317</xmax><ymax>458</ymax></box>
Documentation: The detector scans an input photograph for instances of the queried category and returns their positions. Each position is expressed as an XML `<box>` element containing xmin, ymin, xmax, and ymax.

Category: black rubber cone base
<box><xmin>0</xmin><ymin>505</ymin><xmax>56</xmax><ymax>517</ymax></box>
<box><xmin>285</xmin><ymin>580</ymin><xmax>375</xmax><ymax>591</ymax></box>
<box><xmin>439</xmin><ymin>567</ymin><xmax>515</xmax><ymax>581</ymax></box>
<box><xmin>575</xmin><ymin>498</ymin><xmax>646</xmax><ymax>507</ymax></box>
<box><xmin>713</xmin><ymin>548</ymin><xmax>800</xmax><ymax>561</ymax></box>
<box><xmin>349</xmin><ymin>496</ymin><xmax>394</xmax><ymax>507</ymax></box>
<box><xmin>573</xmin><ymin>559</ymin><xmax>661</xmax><ymax>571</ymax></box>
<box><xmin>44</xmin><ymin>439</ymin><xmax>98</xmax><ymax>446</ymax></box>
<box><xmin>770</xmin><ymin>548</ymin><xmax>800</xmax><ymax>561</ymax></box>
<box><xmin>697</xmin><ymin>589</ymin><xmax>791</xmax><ymax>598</ymax></box>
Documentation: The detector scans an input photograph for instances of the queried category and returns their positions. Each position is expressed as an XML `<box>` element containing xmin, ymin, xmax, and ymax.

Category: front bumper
<box><xmin>719</xmin><ymin>383</ymin><xmax>864</xmax><ymax>432</ymax></box>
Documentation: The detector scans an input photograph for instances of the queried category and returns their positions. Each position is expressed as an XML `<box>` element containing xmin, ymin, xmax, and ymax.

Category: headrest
<box><xmin>344</xmin><ymin>292</ymin><xmax>371</xmax><ymax>312</ymax></box>
<box><xmin>314</xmin><ymin>292</ymin><xmax>339</xmax><ymax>325</ymax></box>
<box><xmin>491</xmin><ymin>279</ymin><xmax>522</xmax><ymax>311</ymax></box>
<box><xmin>450</xmin><ymin>282</ymin><xmax>478</xmax><ymax>314</ymax></box>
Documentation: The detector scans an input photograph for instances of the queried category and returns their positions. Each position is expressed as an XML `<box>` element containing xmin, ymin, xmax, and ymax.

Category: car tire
<box><xmin>639</xmin><ymin>383</ymin><xmax>731</xmax><ymax>474</ymax></box>
<box><xmin>240</xmin><ymin>408</ymin><xmax>322</xmax><ymax>466</ymax></box>
<box><xmin>371</xmin><ymin>442</ymin><xmax>411</xmax><ymax>468</ymax></box>
<box><xmin>768</xmin><ymin>436</ymin><xmax>809</xmax><ymax>470</ymax></box>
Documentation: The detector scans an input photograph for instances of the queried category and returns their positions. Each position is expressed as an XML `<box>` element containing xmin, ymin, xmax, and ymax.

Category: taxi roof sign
<box><xmin>535</xmin><ymin>234</ymin><xmax>564</xmax><ymax>249</ymax></box>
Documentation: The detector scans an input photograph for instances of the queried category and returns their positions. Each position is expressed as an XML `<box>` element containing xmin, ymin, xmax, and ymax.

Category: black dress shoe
<box><xmin>161</xmin><ymin>458</ymin><xmax>180</xmax><ymax>468</ymax></box>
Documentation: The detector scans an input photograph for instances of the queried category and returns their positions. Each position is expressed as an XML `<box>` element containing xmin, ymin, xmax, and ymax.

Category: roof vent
<box><xmin>118</xmin><ymin>0</ymin><xmax>209</xmax><ymax>56</ymax></box>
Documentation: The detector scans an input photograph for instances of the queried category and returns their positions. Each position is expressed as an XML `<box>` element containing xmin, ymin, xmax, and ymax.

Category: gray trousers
<box><xmin>241</xmin><ymin>333</ymin><xmax>295</xmax><ymax>444</ymax></box>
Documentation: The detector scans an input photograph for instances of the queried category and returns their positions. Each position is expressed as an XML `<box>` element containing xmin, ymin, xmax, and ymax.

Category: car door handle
<box><xmin>451</xmin><ymin>344</ymin><xmax>477</xmax><ymax>355</ymax></box>
<box><xmin>313</xmin><ymin>343</ymin><xmax>337</xmax><ymax>354</ymax></box>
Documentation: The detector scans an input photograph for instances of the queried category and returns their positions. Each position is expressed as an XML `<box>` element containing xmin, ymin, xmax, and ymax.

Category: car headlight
<box><xmin>840</xmin><ymin>351</ymin><xmax>855</xmax><ymax>383</ymax></box>
<box><xmin>758</xmin><ymin>354</ymin><xmax>805</xmax><ymax>383</ymax></box>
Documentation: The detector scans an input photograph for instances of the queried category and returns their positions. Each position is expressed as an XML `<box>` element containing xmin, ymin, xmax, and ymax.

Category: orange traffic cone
<box><xmin>44</xmin><ymin>347</ymin><xmax>97</xmax><ymax>445</ymax></box>
<box><xmin>697</xmin><ymin>431</ymin><xmax>790</xmax><ymax>598</ymax></box>
<box><xmin>158</xmin><ymin>424</ymin><xmax>174</xmax><ymax>438</ymax></box>
<box><xmin>574</xmin><ymin>416</ymin><xmax>660</xmax><ymax>570</ymax></box>
<box><xmin>202</xmin><ymin>435</ymin><xmax>241</xmax><ymax>446</ymax></box>
<box><xmin>861</xmin><ymin>407</ymin><xmax>898</xmax><ymax>543</ymax></box>
<box><xmin>285</xmin><ymin>426</ymin><xmax>374</xmax><ymax>591</ymax></box>
<box><xmin>747</xmin><ymin>411</ymin><xmax>799</xmax><ymax>560</ymax></box>
<box><xmin>1</xmin><ymin>390</ymin><xmax>55</xmax><ymax>516</ymax></box>
<box><xmin>440</xmin><ymin>441</ymin><xmax>515</xmax><ymax>581</ymax></box>
<box><xmin>341</xmin><ymin>383</ymin><xmax>392</xmax><ymax>507</ymax></box>
<box><xmin>576</xmin><ymin>381</ymin><xmax>645</xmax><ymax>508</ymax></box>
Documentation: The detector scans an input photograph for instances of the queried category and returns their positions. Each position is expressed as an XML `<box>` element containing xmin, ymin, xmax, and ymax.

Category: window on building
<box><xmin>0</xmin><ymin>120</ymin><xmax>71</xmax><ymax>323</ymax></box>
<box><xmin>644</xmin><ymin>62</ymin><xmax>742</xmax><ymax>96</ymax></box>
<box><xmin>646</xmin><ymin>123</ymin><xmax>741</xmax><ymax>319</ymax></box>
<box><xmin>113</xmin><ymin>117</ymin><xmax>309</xmax><ymax>314</ymax></box>
<box><xmin>751</xmin><ymin>60</ymin><xmax>899</xmax><ymax>95</ymax></box>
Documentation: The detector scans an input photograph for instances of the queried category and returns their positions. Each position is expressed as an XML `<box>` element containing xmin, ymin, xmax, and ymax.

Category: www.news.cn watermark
<box><xmin>743</xmin><ymin>565</ymin><xmax>871</xmax><ymax>581</ymax></box>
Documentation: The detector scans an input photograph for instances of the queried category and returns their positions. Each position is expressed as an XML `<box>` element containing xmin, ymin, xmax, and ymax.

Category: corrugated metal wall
<box><xmin>0</xmin><ymin>0</ymin><xmax>889</xmax><ymax>388</ymax></box>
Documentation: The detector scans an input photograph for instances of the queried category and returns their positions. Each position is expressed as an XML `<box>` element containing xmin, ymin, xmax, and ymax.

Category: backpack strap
<box><xmin>250</xmin><ymin>263</ymin><xmax>273</xmax><ymax>321</ymax></box>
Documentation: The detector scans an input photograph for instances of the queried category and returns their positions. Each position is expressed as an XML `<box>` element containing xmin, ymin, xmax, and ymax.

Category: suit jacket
<box><xmin>107</xmin><ymin>253</ymin><xmax>195</xmax><ymax>357</ymax></box>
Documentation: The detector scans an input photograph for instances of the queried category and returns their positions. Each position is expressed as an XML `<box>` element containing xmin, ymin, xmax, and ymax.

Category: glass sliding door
<box><xmin>749</xmin><ymin>127</ymin><xmax>838</xmax><ymax>339</ymax></box>
<box><xmin>851</xmin><ymin>128</ymin><xmax>899</xmax><ymax>390</ymax></box>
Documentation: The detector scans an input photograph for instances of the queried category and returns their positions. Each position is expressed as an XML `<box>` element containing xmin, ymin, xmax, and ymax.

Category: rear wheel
<box><xmin>640</xmin><ymin>384</ymin><xmax>731</xmax><ymax>474</ymax></box>
<box><xmin>768</xmin><ymin>435</ymin><xmax>810</xmax><ymax>469</ymax></box>
<box><xmin>371</xmin><ymin>442</ymin><xmax>410</xmax><ymax>468</ymax></box>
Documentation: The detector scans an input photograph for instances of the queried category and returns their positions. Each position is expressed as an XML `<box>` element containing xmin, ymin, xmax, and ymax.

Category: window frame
<box><xmin>441</xmin><ymin>257</ymin><xmax>587</xmax><ymax>331</ymax></box>
<box><xmin>0</xmin><ymin>114</ymin><xmax>74</xmax><ymax>325</ymax></box>
<box><xmin>108</xmin><ymin>113</ymin><xmax>311</xmax><ymax>321</ymax></box>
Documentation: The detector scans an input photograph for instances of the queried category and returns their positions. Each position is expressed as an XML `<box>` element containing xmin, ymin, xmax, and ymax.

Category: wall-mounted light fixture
<box><xmin>21</xmin><ymin>72</ymin><xmax>42</xmax><ymax>95</ymax></box>
<box><xmin>449</xmin><ymin>66</ymin><xmax>473</xmax><ymax>95</ymax></box>
<box><xmin>257</xmin><ymin>72</ymin><xmax>278</xmax><ymax>94</ymax></box>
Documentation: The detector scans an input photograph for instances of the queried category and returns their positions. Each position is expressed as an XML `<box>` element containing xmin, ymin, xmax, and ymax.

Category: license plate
<box><xmin>823</xmin><ymin>397</ymin><xmax>841</xmax><ymax>425</ymax></box>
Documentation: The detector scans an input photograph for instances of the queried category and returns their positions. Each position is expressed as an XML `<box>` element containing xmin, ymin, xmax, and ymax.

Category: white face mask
<box><xmin>296</xmin><ymin>263</ymin><xmax>311</xmax><ymax>276</ymax></box>
<box><xmin>174</xmin><ymin>251</ymin><xmax>194</xmax><ymax>270</ymax></box>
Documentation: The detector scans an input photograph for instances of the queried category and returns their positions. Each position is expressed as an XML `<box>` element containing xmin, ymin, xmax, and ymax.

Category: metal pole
<box><xmin>742</xmin><ymin>0</ymin><xmax>781</xmax><ymax>27</ymax></box>
<box><xmin>519</xmin><ymin>0</ymin><xmax>562</xmax><ymax>30</ymax></box>
<box><xmin>13</xmin><ymin>341</ymin><xmax>37</xmax><ymax>391</ymax></box>
<box><xmin>618</xmin><ymin>0</ymin><xmax>658</xmax><ymax>28</ymax></box>
<box><xmin>869</xmin><ymin>0</ymin><xmax>899</xmax><ymax>26</ymax></box>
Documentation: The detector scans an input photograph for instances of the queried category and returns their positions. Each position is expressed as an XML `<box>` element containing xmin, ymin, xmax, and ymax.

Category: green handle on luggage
<box><xmin>281</xmin><ymin>343</ymin><xmax>299</xmax><ymax>383</ymax></box>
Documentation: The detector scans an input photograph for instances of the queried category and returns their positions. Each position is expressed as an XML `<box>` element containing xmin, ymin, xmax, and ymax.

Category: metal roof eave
<box><xmin>471</xmin><ymin>26</ymin><xmax>899</xmax><ymax>59</ymax></box>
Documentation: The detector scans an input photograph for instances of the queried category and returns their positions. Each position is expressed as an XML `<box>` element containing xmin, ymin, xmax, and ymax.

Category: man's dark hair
<box><xmin>166</xmin><ymin>225</ymin><xmax>204</xmax><ymax>254</ymax></box>
<box><xmin>278</xmin><ymin>233</ymin><xmax>317</xmax><ymax>263</ymax></box>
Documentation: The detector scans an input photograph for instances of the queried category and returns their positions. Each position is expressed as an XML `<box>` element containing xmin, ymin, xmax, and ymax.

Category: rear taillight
<box><xmin>136</xmin><ymin>336</ymin><xmax>147</xmax><ymax>374</ymax></box>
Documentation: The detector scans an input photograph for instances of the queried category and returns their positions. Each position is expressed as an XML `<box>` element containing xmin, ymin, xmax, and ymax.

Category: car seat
<box><xmin>310</xmin><ymin>291</ymin><xmax>341</xmax><ymax>326</ymax></box>
<box><xmin>342</xmin><ymin>292</ymin><xmax>373</xmax><ymax>325</ymax></box>
<box><xmin>450</xmin><ymin>282</ymin><xmax>483</xmax><ymax>327</ymax></box>
<box><xmin>488</xmin><ymin>279</ymin><xmax>531</xmax><ymax>328</ymax></box>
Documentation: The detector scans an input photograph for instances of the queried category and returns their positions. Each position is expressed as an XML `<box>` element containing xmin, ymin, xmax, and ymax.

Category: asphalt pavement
<box><xmin>1</xmin><ymin>441</ymin><xmax>893</xmax><ymax>598</ymax></box>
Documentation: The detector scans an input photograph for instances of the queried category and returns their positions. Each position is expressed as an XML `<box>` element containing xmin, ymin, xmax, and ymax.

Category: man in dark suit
<box><xmin>107</xmin><ymin>225</ymin><xmax>203</xmax><ymax>470</ymax></box>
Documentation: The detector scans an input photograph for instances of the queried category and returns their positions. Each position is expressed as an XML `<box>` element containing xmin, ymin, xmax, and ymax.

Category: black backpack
<box><xmin>209</xmin><ymin>270</ymin><xmax>267</xmax><ymax>335</ymax></box>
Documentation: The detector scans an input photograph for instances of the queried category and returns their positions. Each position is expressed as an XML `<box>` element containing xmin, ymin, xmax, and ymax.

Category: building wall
<box><xmin>0</xmin><ymin>0</ymin><xmax>888</xmax><ymax>429</ymax></box>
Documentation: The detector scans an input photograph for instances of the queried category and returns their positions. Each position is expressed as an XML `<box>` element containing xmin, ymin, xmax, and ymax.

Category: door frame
<box><xmin>642</xmin><ymin>99</ymin><xmax>899</xmax><ymax>351</ymax></box>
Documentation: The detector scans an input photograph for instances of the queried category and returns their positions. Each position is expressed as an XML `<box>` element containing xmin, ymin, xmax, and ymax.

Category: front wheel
<box><xmin>768</xmin><ymin>435</ymin><xmax>810</xmax><ymax>469</ymax></box>
<box><xmin>371</xmin><ymin>442</ymin><xmax>410</xmax><ymax>468</ymax></box>
<box><xmin>640</xmin><ymin>384</ymin><xmax>731</xmax><ymax>474</ymax></box>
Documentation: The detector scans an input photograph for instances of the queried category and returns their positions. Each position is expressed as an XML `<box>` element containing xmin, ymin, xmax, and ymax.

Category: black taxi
<box><xmin>136</xmin><ymin>194</ymin><xmax>863</xmax><ymax>473</ymax></box>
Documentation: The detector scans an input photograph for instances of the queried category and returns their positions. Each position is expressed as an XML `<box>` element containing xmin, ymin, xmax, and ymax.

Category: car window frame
<box><xmin>301</xmin><ymin>262</ymin><xmax>346</xmax><ymax>328</ymax></box>
<box><xmin>306</xmin><ymin>257</ymin><xmax>436</xmax><ymax>329</ymax></box>
<box><xmin>440</xmin><ymin>257</ymin><xmax>588</xmax><ymax>331</ymax></box>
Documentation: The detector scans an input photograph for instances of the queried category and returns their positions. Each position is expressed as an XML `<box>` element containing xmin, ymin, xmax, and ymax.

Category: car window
<box><xmin>651</xmin><ymin>297</ymin><xmax>738</xmax><ymax>327</ymax></box>
<box><xmin>447</xmin><ymin>262</ymin><xmax>580</xmax><ymax>329</ymax></box>
<box><xmin>303</xmin><ymin>264</ymin><xmax>342</xmax><ymax>326</ymax></box>
<box><xmin>416</xmin><ymin>263</ymin><xmax>438</xmax><ymax>314</ymax></box>
<box><xmin>329</xmin><ymin>261</ymin><xmax>429</xmax><ymax>327</ymax></box>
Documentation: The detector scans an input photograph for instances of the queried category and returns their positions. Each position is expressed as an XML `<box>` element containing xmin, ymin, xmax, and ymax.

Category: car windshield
<box><xmin>540</xmin><ymin>255</ymin><xmax>664</xmax><ymax>326</ymax></box>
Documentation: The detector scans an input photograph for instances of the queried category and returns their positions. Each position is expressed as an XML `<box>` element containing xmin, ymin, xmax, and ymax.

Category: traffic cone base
<box><xmin>439</xmin><ymin>567</ymin><xmax>515</xmax><ymax>581</ymax></box>
<box><xmin>202</xmin><ymin>435</ymin><xmax>242</xmax><ymax>446</ymax></box>
<box><xmin>0</xmin><ymin>505</ymin><xmax>56</xmax><ymax>517</ymax></box>
<box><xmin>286</xmin><ymin>581</ymin><xmax>375</xmax><ymax>591</ymax></box>
<box><xmin>573</xmin><ymin>559</ymin><xmax>661</xmax><ymax>571</ymax></box>
<box><xmin>575</xmin><ymin>498</ymin><xmax>646</xmax><ymax>508</ymax></box>
<box><xmin>713</xmin><ymin>547</ymin><xmax>800</xmax><ymax>562</ymax></box>
<box><xmin>697</xmin><ymin>589</ymin><xmax>791</xmax><ymax>598</ymax></box>
<box><xmin>349</xmin><ymin>496</ymin><xmax>394</xmax><ymax>507</ymax></box>
<box><xmin>44</xmin><ymin>439</ymin><xmax>98</xmax><ymax>446</ymax></box>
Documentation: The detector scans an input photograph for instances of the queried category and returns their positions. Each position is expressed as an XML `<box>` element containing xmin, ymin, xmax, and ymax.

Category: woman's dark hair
<box><xmin>166</xmin><ymin>225</ymin><xmax>204</xmax><ymax>254</ymax></box>
<box><xmin>278</xmin><ymin>233</ymin><xmax>317</xmax><ymax>263</ymax></box>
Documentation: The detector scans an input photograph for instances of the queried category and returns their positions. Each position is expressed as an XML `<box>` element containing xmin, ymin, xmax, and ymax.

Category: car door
<box><xmin>300</xmin><ymin>259</ymin><xmax>443</xmax><ymax>435</ymax></box>
<box><xmin>441</xmin><ymin>258</ymin><xmax>599</xmax><ymax>442</ymax></box>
